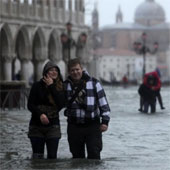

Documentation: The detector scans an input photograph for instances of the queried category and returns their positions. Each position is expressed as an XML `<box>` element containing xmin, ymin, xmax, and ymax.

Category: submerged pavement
<box><xmin>0</xmin><ymin>86</ymin><xmax>170</xmax><ymax>170</ymax></box>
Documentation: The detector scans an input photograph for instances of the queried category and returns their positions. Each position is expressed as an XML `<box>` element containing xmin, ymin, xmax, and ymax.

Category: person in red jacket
<box><xmin>138</xmin><ymin>69</ymin><xmax>165</xmax><ymax>112</ymax></box>
<box><xmin>138</xmin><ymin>75</ymin><xmax>157</xmax><ymax>113</ymax></box>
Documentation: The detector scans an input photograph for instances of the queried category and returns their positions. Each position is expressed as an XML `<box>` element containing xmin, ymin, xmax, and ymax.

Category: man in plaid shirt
<box><xmin>64</xmin><ymin>58</ymin><xmax>110</xmax><ymax>159</ymax></box>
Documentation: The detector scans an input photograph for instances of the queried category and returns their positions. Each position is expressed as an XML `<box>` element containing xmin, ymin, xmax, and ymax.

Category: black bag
<box><xmin>37</xmin><ymin>105</ymin><xmax>58</xmax><ymax>118</ymax></box>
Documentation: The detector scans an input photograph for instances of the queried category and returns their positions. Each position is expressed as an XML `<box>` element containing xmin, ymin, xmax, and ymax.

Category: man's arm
<box><xmin>95</xmin><ymin>81</ymin><xmax>110</xmax><ymax>131</ymax></box>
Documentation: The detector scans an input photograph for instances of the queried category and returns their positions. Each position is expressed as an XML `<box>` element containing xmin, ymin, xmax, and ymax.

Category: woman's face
<box><xmin>47</xmin><ymin>67</ymin><xmax>58</xmax><ymax>79</ymax></box>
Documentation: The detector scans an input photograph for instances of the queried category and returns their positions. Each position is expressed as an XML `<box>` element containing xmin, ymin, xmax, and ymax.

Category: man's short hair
<box><xmin>68</xmin><ymin>58</ymin><xmax>82</xmax><ymax>71</ymax></box>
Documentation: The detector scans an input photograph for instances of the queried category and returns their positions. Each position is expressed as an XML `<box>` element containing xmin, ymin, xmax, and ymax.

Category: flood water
<box><xmin>0</xmin><ymin>86</ymin><xmax>170</xmax><ymax>170</ymax></box>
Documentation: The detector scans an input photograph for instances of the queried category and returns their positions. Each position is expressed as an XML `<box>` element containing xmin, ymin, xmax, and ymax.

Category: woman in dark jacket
<box><xmin>27</xmin><ymin>61</ymin><xmax>65</xmax><ymax>159</ymax></box>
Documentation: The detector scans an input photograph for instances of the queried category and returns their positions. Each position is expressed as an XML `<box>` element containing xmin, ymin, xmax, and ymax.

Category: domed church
<box><xmin>92</xmin><ymin>0</ymin><xmax>170</xmax><ymax>83</ymax></box>
<box><xmin>135</xmin><ymin>0</ymin><xmax>165</xmax><ymax>26</ymax></box>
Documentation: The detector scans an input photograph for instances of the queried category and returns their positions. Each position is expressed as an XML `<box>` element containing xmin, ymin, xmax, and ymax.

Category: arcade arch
<box><xmin>32</xmin><ymin>28</ymin><xmax>47</xmax><ymax>81</ymax></box>
<box><xmin>48</xmin><ymin>29</ymin><xmax>61</xmax><ymax>62</ymax></box>
<box><xmin>0</xmin><ymin>24</ymin><xmax>13</xmax><ymax>81</ymax></box>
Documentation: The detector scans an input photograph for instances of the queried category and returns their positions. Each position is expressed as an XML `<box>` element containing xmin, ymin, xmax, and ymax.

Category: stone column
<box><xmin>75</xmin><ymin>0</ymin><xmax>78</xmax><ymax>24</ymax></box>
<box><xmin>1</xmin><ymin>55</ymin><xmax>12</xmax><ymax>81</ymax></box>
<box><xmin>48</xmin><ymin>0</ymin><xmax>52</xmax><ymax>20</ymax></box>
<box><xmin>76</xmin><ymin>0</ymin><xmax>81</xmax><ymax>25</ymax></box>
<box><xmin>20</xmin><ymin>59</ymin><xmax>30</xmax><ymax>82</ymax></box>
<box><xmin>55</xmin><ymin>0</ymin><xmax>59</xmax><ymax>22</ymax></box>
<box><xmin>16</xmin><ymin>0</ymin><xmax>20</xmax><ymax>17</ymax></box>
<box><xmin>8</xmin><ymin>0</ymin><xmax>12</xmax><ymax>16</ymax></box>
<box><xmin>69</xmin><ymin>0</ymin><xmax>72</xmax><ymax>22</ymax></box>
<box><xmin>79</xmin><ymin>0</ymin><xmax>84</xmax><ymax>25</ymax></box>
<box><xmin>34</xmin><ymin>60</ymin><xmax>44</xmax><ymax>81</ymax></box>
<box><xmin>33</xmin><ymin>0</ymin><xmax>37</xmax><ymax>17</ymax></box>
<box><xmin>41</xmin><ymin>0</ymin><xmax>45</xmax><ymax>19</ymax></box>
<box><xmin>62</xmin><ymin>0</ymin><xmax>65</xmax><ymax>23</ymax></box>
<box><xmin>24</xmin><ymin>0</ymin><xmax>29</xmax><ymax>18</ymax></box>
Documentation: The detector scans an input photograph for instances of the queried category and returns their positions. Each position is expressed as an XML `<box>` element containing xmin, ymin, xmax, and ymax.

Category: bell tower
<box><xmin>92</xmin><ymin>2</ymin><xmax>99</xmax><ymax>31</ymax></box>
<box><xmin>116</xmin><ymin>6</ymin><xmax>123</xmax><ymax>23</ymax></box>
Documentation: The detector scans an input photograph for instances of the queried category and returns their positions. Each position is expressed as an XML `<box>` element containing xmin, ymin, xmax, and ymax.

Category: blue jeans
<box><xmin>30</xmin><ymin>137</ymin><xmax>59</xmax><ymax>159</ymax></box>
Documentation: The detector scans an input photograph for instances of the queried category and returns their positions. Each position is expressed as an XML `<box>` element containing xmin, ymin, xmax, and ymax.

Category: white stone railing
<box><xmin>1</xmin><ymin>0</ymin><xmax>84</xmax><ymax>26</ymax></box>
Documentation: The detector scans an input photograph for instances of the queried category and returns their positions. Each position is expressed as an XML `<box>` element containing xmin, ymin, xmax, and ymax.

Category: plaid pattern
<box><xmin>64</xmin><ymin>74</ymin><xmax>110</xmax><ymax>125</ymax></box>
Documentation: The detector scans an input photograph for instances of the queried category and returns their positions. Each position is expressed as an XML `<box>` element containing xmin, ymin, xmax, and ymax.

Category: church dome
<box><xmin>134</xmin><ymin>0</ymin><xmax>165</xmax><ymax>26</ymax></box>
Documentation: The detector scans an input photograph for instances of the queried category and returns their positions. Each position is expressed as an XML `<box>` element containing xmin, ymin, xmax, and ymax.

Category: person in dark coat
<box><xmin>27</xmin><ymin>61</ymin><xmax>65</xmax><ymax>159</ymax></box>
<box><xmin>138</xmin><ymin>75</ymin><xmax>157</xmax><ymax>113</ymax></box>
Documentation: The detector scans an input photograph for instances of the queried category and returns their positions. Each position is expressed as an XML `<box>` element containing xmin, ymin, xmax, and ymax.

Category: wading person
<box><xmin>144</xmin><ymin>69</ymin><xmax>165</xmax><ymax>110</ymax></box>
<box><xmin>64</xmin><ymin>58</ymin><xmax>110</xmax><ymax>159</ymax></box>
<box><xmin>138</xmin><ymin>75</ymin><xmax>157</xmax><ymax>113</ymax></box>
<box><xmin>27</xmin><ymin>61</ymin><xmax>65</xmax><ymax>159</ymax></box>
<box><xmin>138</xmin><ymin>69</ymin><xmax>165</xmax><ymax>112</ymax></box>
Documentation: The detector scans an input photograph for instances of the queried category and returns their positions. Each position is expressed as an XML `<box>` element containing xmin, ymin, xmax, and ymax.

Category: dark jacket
<box><xmin>138</xmin><ymin>83</ymin><xmax>156</xmax><ymax>101</ymax></box>
<box><xmin>27</xmin><ymin>79</ymin><xmax>65</xmax><ymax>127</ymax></box>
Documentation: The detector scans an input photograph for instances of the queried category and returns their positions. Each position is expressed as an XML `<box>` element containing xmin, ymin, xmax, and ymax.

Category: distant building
<box><xmin>91</xmin><ymin>0</ymin><xmax>170</xmax><ymax>83</ymax></box>
<box><xmin>94</xmin><ymin>48</ymin><xmax>156</xmax><ymax>83</ymax></box>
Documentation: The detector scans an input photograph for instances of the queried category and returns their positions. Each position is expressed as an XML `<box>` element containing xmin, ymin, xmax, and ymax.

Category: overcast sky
<box><xmin>85</xmin><ymin>0</ymin><xmax>170</xmax><ymax>27</ymax></box>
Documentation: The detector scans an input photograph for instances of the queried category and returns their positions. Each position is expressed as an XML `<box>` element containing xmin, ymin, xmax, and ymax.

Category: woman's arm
<box><xmin>27</xmin><ymin>82</ymin><xmax>43</xmax><ymax>118</ymax></box>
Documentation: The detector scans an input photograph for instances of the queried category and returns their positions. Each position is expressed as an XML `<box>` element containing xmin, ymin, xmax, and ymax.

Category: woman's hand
<box><xmin>43</xmin><ymin>74</ymin><xmax>53</xmax><ymax>86</ymax></box>
<box><xmin>40</xmin><ymin>114</ymin><xmax>49</xmax><ymax>125</ymax></box>
<box><xmin>100</xmin><ymin>124</ymin><xmax>108</xmax><ymax>132</ymax></box>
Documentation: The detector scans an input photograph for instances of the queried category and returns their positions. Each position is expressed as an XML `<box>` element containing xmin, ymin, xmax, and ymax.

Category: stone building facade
<box><xmin>0</xmin><ymin>0</ymin><xmax>90</xmax><ymax>85</ymax></box>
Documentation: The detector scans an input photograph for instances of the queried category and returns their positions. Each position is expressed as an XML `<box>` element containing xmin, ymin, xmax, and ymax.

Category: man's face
<box><xmin>69</xmin><ymin>64</ymin><xmax>83</xmax><ymax>82</ymax></box>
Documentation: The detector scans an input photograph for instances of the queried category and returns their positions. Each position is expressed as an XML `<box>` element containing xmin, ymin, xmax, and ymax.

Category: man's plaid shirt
<box><xmin>64</xmin><ymin>72</ymin><xmax>110</xmax><ymax>125</ymax></box>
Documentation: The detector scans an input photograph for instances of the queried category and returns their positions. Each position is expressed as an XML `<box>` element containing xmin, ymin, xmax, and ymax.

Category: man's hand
<box><xmin>40</xmin><ymin>114</ymin><xmax>49</xmax><ymax>125</ymax></box>
<box><xmin>100</xmin><ymin>124</ymin><xmax>108</xmax><ymax>132</ymax></box>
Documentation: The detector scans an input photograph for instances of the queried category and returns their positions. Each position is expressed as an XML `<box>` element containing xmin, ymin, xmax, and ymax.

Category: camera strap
<box><xmin>67</xmin><ymin>80</ymin><xmax>86</xmax><ymax>107</ymax></box>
